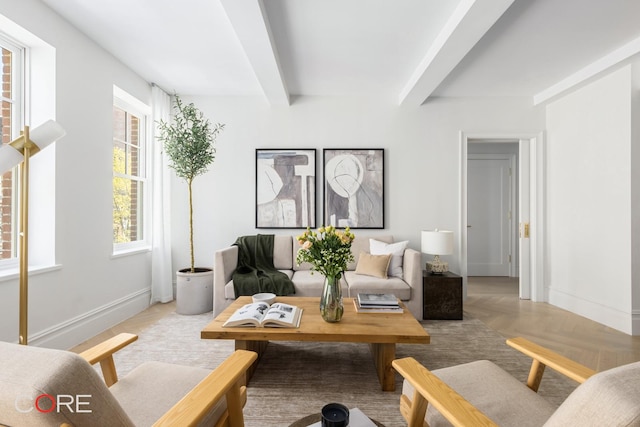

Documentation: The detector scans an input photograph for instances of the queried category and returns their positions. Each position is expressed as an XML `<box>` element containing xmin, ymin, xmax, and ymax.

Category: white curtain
<box><xmin>150</xmin><ymin>84</ymin><xmax>174</xmax><ymax>303</ymax></box>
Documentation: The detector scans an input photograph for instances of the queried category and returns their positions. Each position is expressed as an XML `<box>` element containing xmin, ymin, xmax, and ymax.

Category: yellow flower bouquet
<box><xmin>296</xmin><ymin>226</ymin><xmax>355</xmax><ymax>279</ymax></box>
<box><xmin>296</xmin><ymin>226</ymin><xmax>356</xmax><ymax>322</ymax></box>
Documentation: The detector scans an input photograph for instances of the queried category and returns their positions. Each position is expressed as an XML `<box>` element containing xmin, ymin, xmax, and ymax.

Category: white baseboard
<box><xmin>548</xmin><ymin>287</ymin><xmax>636</xmax><ymax>335</ymax></box>
<box><xmin>29</xmin><ymin>288</ymin><xmax>151</xmax><ymax>349</ymax></box>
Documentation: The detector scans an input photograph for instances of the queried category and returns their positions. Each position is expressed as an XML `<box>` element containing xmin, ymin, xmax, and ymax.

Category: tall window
<box><xmin>0</xmin><ymin>35</ymin><xmax>23</xmax><ymax>263</ymax></box>
<box><xmin>113</xmin><ymin>91</ymin><xmax>148</xmax><ymax>251</ymax></box>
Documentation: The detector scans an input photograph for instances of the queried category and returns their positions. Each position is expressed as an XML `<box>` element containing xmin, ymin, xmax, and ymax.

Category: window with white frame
<box><xmin>113</xmin><ymin>88</ymin><xmax>149</xmax><ymax>251</ymax></box>
<box><xmin>0</xmin><ymin>34</ymin><xmax>23</xmax><ymax>264</ymax></box>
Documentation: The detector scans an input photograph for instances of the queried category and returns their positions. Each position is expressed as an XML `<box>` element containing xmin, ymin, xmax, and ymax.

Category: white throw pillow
<box><xmin>369</xmin><ymin>239</ymin><xmax>409</xmax><ymax>278</ymax></box>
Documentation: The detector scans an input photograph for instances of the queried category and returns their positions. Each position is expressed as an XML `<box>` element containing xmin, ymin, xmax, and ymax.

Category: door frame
<box><xmin>459</xmin><ymin>131</ymin><xmax>545</xmax><ymax>301</ymax></box>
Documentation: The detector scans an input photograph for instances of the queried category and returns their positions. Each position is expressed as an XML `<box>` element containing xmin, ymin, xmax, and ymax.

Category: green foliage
<box><xmin>112</xmin><ymin>146</ymin><xmax>131</xmax><ymax>243</ymax></box>
<box><xmin>157</xmin><ymin>96</ymin><xmax>224</xmax><ymax>184</ymax></box>
<box><xmin>157</xmin><ymin>95</ymin><xmax>225</xmax><ymax>272</ymax></box>
<box><xmin>296</xmin><ymin>226</ymin><xmax>355</xmax><ymax>279</ymax></box>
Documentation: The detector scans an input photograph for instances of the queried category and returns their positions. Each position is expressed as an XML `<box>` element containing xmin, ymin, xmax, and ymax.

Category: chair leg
<box><xmin>99</xmin><ymin>355</ymin><xmax>118</xmax><ymax>387</ymax></box>
<box><xmin>400</xmin><ymin>390</ymin><xmax>429</xmax><ymax>427</ymax></box>
<box><xmin>224</xmin><ymin>380</ymin><xmax>247</xmax><ymax>427</ymax></box>
<box><xmin>526</xmin><ymin>359</ymin><xmax>546</xmax><ymax>392</ymax></box>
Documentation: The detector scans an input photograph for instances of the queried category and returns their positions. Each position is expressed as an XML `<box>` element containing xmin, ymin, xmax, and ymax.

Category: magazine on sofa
<box><xmin>223</xmin><ymin>302</ymin><xmax>303</xmax><ymax>328</ymax></box>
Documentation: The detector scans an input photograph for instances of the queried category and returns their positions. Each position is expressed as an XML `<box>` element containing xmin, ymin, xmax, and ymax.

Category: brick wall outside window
<box><xmin>113</xmin><ymin>104</ymin><xmax>144</xmax><ymax>245</ymax></box>
<box><xmin>129</xmin><ymin>115</ymin><xmax>139</xmax><ymax>241</ymax></box>
<box><xmin>1</xmin><ymin>47</ymin><xmax>14</xmax><ymax>259</ymax></box>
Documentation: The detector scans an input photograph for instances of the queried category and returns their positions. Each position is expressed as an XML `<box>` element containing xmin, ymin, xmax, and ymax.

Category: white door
<box><xmin>467</xmin><ymin>158</ymin><xmax>511</xmax><ymax>276</ymax></box>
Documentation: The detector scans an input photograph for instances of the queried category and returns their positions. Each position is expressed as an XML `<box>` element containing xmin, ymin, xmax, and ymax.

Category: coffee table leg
<box><xmin>369</xmin><ymin>343</ymin><xmax>396</xmax><ymax>391</ymax></box>
<box><xmin>235</xmin><ymin>340</ymin><xmax>269</xmax><ymax>384</ymax></box>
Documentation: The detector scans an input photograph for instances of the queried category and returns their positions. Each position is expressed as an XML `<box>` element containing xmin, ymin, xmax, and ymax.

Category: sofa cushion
<box><xmin>293</xmin><ymin>234</ymin><xmax>394</xmax><ymax>272</ymax></box>
<box><xmin>344</xmin><ymin>271</ymin><xmax>411</xmax><ymax>300</ymax></box>
<box><xmin>291</xmin><ymin>270</ymin><xmax>348</xmax><ymax>297</ymax></box>
<box><xmin>347</xmin><ymin>235</ymin><xmax>393</xmax><ymax>271</ymax></box>
<box><xmin>544</xmin><ymin>361</ymin><xmax>640</xmax><ymax>427</ymax></box>
<box><xmin>273</xmin><ymin>235</ymin><xmax>293</xmax><ymax>270</ymax></box>
<box><xmin>355</xmin><ymin>253</ymin><xmax>391</xmax><ymax>278</ymax></box>
<box><xmin>370</xmin><ymin>239</ymin><xmax>408</xmax><ymax>278</ymax></box>
<box><xmin>224</xmin><ymin>270</ymin><xmax>294</xmax><ymax>299</ymax></box>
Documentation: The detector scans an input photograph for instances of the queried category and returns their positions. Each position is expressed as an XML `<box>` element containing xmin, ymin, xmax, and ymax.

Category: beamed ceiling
<box><xmin>40</xmin><ymin>0</ymin><xmax>640</xmax><ymax>106</ymax></box>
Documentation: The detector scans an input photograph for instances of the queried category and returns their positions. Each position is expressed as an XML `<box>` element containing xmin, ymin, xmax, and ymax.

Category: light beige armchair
<box><xmin>0</xmin><ymin>333</ymin><xmax>257</xmax><ymax>427</ymax></box>
<box><xmin>392</xmin><ymin>337</ymin><xmax>640</xmax><ymax>427</ymax></box>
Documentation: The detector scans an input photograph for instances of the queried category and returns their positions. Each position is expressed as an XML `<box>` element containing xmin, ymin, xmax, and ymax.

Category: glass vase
<box><xmin>320</xmin><ymin>274</ymin><xmax>344</xmax><ymax>322</ymax></box>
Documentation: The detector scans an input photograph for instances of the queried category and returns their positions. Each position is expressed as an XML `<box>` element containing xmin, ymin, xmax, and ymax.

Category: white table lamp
<box><xmin>421</xmin><ymin>229</ymin><xmax>454</xmax><ymax>274</ymax></box>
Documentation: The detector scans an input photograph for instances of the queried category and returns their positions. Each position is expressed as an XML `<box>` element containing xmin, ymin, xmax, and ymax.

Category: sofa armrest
<box><xmin>79</xmin><ymin>333</ymin><xmax>138</xmax><ymax>387</ymax></box>
<box><xmin>402</xmin><ymin>248</ymin><xmax>423</xmax><ymax>319</ymax></box>
<box><xmin>213</xmin><ymin>245</ymin><xmax>239</xmax><ymax>316</ymax></box>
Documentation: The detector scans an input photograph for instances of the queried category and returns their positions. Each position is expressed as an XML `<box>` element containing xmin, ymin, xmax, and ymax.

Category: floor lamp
<box><xmin>0</xmin><ymin>120</ymin><xmax>66</xmax><ymax>345</ymax></box>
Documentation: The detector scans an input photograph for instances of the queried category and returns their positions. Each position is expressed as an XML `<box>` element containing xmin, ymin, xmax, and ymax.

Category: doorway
<box><xmin>467</xmin><ymin>150</ymin><xmax>518</xmax><ymax>277</ymax></box>
<box><xmin>459</xmin><ymin>132</ymin><xmax>544</xmax><ymax>302</ymax></box>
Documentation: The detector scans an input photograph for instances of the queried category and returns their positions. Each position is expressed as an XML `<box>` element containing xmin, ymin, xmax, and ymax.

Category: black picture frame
<box><xmin>255</xmin><ymin>149</ymin><xmax>316</xmax><ymax>229</ymax></box>
<box><xmin>323</xmin><ymin>148</ymin><xmax>384</xmax><ymax>229</ymax></box>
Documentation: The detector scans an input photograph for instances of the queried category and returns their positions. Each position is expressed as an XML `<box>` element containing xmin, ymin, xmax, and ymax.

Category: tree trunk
<box><xmin>188</xmin><ymin>178</ymin><xmax>195</xmax><ymax>273</ymax></box>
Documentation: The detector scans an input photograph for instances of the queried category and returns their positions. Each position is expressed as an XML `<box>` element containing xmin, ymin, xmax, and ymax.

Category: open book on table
<box><xmin>223</xmin><ymin>302</ymin><xmax>303</xmax><ymax>328</ymax></box>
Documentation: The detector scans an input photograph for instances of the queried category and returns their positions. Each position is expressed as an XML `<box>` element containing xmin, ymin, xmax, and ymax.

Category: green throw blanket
<box><xmin>232</xmin><ymin>234</ymin><xmax>295</xmax><ymax>297</ymax></box>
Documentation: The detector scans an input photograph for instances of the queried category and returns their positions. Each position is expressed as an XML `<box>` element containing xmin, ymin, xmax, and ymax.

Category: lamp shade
<box><xmin>0</xmin><ymin>144</ymin><xmax>25</xmax><ymax>174</ymax></box>
<box><xmin>421</xmin><ymin>230</ymin><xmax>454</xmax><ymax>255</ymax></box>
<box><xmin>29</xmin><ymin>119</ymin><xmax>66</xmax><ymax>150</ymax></box>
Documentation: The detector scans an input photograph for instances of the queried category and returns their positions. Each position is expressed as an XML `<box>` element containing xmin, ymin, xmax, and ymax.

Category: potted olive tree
<box><xmin>158</xmin><ymin>95</ymin><xmax>224</xmax><ymax>314</ymax></box>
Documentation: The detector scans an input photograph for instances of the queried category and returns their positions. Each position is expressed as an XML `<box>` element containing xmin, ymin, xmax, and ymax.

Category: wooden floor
<box><xmin>465</xmin><ymin>276</ymin><xmax>640</xmax><ymax>371</ymax></box>
<box><xmin>71</xmin><ymin>277</ymin><xmax>640</xmax><ymax>372</ymax></box>
<box><xmin>70</xmin><ymin>301</ymin><xmax>176</xmax><ymax>353</ymax></box>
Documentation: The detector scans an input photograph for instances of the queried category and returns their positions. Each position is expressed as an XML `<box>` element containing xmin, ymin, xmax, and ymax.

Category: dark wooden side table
<box><xmin>422</xmin><ymin>270</ymin><xmax>463</xmax><ymax>320</ymax></box>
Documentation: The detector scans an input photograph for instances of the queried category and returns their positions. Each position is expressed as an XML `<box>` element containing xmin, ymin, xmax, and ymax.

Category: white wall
<box><xmin>546</xmin><ymin>65</ymin><xmax>638</xmax><ymax>334</ymax></box>
<box><xmin>170</xmin><ymin>96</ymin><xmax>544</xmax><ymax>279</ymax></box>
<box><xmin>0</xmin><ymin>0</ymin><xmax>152</xmax><ymax>348</ymax></box>
<box><xmin>632</xmin><ymin>63</ymin><xmax>640</xmax><ymax>334</ymax></box>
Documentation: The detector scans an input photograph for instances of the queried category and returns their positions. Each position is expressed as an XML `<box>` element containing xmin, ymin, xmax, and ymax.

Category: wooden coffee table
<box><xmin>201</xmin><ymin>296</ymin><xmax>430</xmax><ymax>391</ymax></box>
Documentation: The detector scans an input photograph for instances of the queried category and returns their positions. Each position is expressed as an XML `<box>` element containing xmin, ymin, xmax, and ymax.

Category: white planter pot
<box><xmin>175</xmin><ymin>268</ymin><xmax>214</xmax><ymax>315</ymax></box>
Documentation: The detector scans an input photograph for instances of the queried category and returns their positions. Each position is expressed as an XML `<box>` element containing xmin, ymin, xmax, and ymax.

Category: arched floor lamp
<box><xmin>0</xmin><ymin>120</ymin><xmax>66</xmax><ymax>345</ymax></box>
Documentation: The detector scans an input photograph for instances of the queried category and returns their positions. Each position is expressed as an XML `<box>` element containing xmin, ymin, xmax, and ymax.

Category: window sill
<box><xmin>111</xmin><ymin>246</ymin><xmax>151</xmax><ymax>259</ymax></box>
<box><xmin>0</xmin><ymin>264</ymin><xmax>63</xmax><ymax>283</ymax></box>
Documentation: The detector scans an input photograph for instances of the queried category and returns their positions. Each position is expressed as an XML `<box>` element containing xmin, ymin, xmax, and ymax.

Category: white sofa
<box><xmin>213</xmin><ymin>234</ymin><xmax>423</xmax><ymax>319</ymax></box>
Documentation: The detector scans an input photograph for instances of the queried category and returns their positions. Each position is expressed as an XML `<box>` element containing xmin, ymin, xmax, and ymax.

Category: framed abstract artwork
<box><xmin>256</xmin><ymin>149</ymin><xmax>316</xmax><ymax>228</ymax></box>
<box><xmin>323</xmin><ymin>148</ymin><xmax>384</xmax><ymax>229</ymax></box>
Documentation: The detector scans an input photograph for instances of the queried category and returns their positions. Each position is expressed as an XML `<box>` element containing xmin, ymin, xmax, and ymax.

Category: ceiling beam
<box><xmin>220</xmin><ymin>0</ymin><xmax>290</xmax><ymax>106</ymax></box>
<box><xmin>533</xmin><ymin>35</ymin><xmax>640</xmax><ymax>105</ymax></box>
<box><xmin>398</xmin><ymin>0</ymin><xmax>514</xmax><ymax>106</ymax></box>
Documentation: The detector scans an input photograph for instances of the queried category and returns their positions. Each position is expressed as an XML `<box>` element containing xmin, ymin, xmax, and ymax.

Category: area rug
<box><xmin>109</xmin><ymin>309</ymin><xmax>577</xmax><ymax>427</ymax></box>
